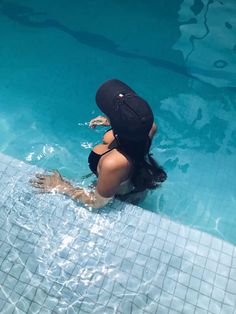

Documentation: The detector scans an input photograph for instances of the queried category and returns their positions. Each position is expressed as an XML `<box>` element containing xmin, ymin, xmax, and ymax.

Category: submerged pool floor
<box><xmin>0</xmin><ymin>152</ymin><xmax>235</xmax><ymax>313</ymax></box>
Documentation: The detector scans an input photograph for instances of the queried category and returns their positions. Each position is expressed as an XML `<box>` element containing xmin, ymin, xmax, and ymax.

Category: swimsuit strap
<box><xmin>100</xmin><ymin>146</ymin><xmax>116</xmax><ymax>157</ymax></box>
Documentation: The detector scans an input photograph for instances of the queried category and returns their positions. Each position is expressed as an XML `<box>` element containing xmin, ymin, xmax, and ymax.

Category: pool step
<box><xmin>0</xmin><ymin>152</ymin><xmax>235</xmax><ymax>313</ymax></box>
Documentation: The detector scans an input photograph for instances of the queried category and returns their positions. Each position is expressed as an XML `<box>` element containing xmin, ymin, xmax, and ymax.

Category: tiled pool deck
<box><xmin>0</xmin><ymin>152</ymin><xmax>235</xmax><ymax>314</ymax></box>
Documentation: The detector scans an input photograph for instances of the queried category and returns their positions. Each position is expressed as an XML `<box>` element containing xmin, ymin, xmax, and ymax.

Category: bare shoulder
<box><xmin>100</xmin><ymin>149</ymin><xmax>131</xmax><ymax>171</ymax></box>
<box><xmin>96</xmin><ymin>149</ymin><xmax>132</xmax><ymax>198</ymax></box>
<box><xmin>104</xmin><ymin>149</ymin><xmax>131</xmax><ymax>168</ymax></box>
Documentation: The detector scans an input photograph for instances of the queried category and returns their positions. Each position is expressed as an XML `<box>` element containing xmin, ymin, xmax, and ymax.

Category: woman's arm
<box><xmin>89</xmin><ymin>116</ymin><xmax>110</xmax><ymax>128</ymax></box>
<box><xmin>149</xmin><ymin>122</ymin><xmax>157</xmax><ymax>139</ymax></box>
<box><xmin>61</xmin><ymin>184</ymin><xmax>113</xmax><ymax>209</ymax></box>
<box><xmin>30</xmin><ymin>170</ymin><xmax>114</xmax><ymax>209</ymax></box>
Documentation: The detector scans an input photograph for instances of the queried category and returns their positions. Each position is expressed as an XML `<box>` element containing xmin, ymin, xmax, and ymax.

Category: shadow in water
<box><xmin>0</xmin><ymin>0</ymin><xmax>194</xmax><ymax>80</ymax></box>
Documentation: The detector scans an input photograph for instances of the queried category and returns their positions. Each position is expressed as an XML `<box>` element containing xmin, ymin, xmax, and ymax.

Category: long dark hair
<box><xmin>116</xmin><ymin>136</ymin><xmax>167</xmax><ymax>192</ymax></box>
<box><xmin>131</xmin><ymin>153</ymin><xmax>167</xmax><ymax>192</ymax></box>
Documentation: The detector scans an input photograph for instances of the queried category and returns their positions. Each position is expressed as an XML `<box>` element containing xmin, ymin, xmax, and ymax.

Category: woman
<box><xmin>30</xmin><ymin>79</ymin><xmax>166</xmax><ymax>208</ymax></box>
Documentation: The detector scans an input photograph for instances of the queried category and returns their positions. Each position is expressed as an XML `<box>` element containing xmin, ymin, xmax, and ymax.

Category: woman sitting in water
<box><xmin>30</xmin><ymin>79</ymin><xmax>167</xmax><ymax>208</ymax></box>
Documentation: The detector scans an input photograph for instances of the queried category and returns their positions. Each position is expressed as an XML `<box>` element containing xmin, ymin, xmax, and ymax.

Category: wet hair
<box><xmin>116</xmin><ymin>135</ymin><xmax>167</xmax><ymax>192</ymax></box>
<box><xmin>131</xmin><ymin>154</ymin><xmax>167</xmax><ymax>192</ymax></box>
<box><xmin>116</xmin><ymin>136</ymin><xmax>149</xmax><ymax>162</ymax></box>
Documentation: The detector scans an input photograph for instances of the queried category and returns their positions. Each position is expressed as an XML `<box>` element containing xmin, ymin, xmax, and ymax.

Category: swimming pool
<box><xmin>0</xmin><ymin>0</ymin><xmax>236</xmax><ymax>313</ymax></box>
<box><xmin>0</xmin><ymin>0</ymin><xmax>235</xmax><ymax>244</ymax></box>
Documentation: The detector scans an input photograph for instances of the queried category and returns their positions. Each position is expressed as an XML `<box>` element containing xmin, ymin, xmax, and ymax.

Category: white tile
<box><xmin>214</xmin><ymin>274</ymin><xmax>228</xmax><ymax>290</ymax></box>
<box><xmin>194</xmin><ymin>254</ymin><xmax>207</xmax><ymax>267</ymax></box>
<box><xmin>178</xmin><ymin>271</ymin><xmax>191</xmax><ymax>286</ymax></box>
<box><xmin>177</xmin><ymin>237</ymin><xmax>187</xmax><ymax>249</ymax></box>
<box><xmin>205</xmin><ymin>258</ymin><xmax>218</xmax><ymax>272</ymax></box>
<box><xmin>199</xmin><ymin>281</ymin><xmax>213</xmax><ymax>297</ymax></box>
<box><xmin>157</xmin><ymin>228</ymin><xmax>168</xmax><ymax>241</ymax></box>
<box><xmin>135</xmin><ymin>253</ymin><xmax>149</xmax><ymax>267</ymax></box>
<box><xmin>182</xmin><ymin>302</ymin><xmax>196</xmax><ymax>314</ymax></box>
<box><xmin>202</xmin><ymin>269</ymin><xmax>215</xmax><ymax>285</ymax></box>
<box><xmin>226</xmin><ymin>279</ymin><xmax>236</xmax><ymax>294</ymax></box>
<box><xmin>192</xmin><ymin>265</ymin><xmax>204</xmax><ymax>279</ymax></box>
<box><xmin>179</xmin><ymin>225</ymin><xmax>190</xmax><ymax>238</ymax></box>
<box><xmin>169</xmin><ymin>310</ymin><xmax>181</xmax><ymax>314</ymax></box>
<box><xmin>143</xmin><ymin>234</ymin><xmax>155</xmax><ymax>246</ymax></box>
<box><xmin>232</xmin><ymin>257</ymin><xmax>236</xmax><ymax>268</ymax></box>
<box><xmin>159</xmin><ymin>217</ymin><xmax>170</xmax><ymax>231</ymax></box>
<box><xmin>217</xmin><ymin>263</ymin><xmax>230</xmax><ymax>277</ymax></box>
<box><xmin>160</xmin><ymin>251</ymin><xmax>171</xmax><ymax>264</ymax></box>
<box><xmin>200</xmin><ymin>233</ymin><xmax>212</xmax><ymax>247</ymax></box>
<box><xmin>229</xmin><ymin>268</ymin><xmax>236</xmax><ymax>281</ymax></box>
<box><xmin>195</xmin><ymin>307</ymin><xmax>208</xmax><ymax>314</ymax></box>
<box><xmin>166</xmin><ymin>232</ymin><xmax>177</xmax><ymax>245</ymax></box>
<box><xmin>143</xmin><ymin>267</ymin><xmax>156</xmax><ymax>283</ymax></box>
<box><xmin>212</xmin><ymin>287</ymin><xmax>225</xmax><ymax>303</ymax></box>
<box><xmin>222</xmin><ymin>242</ymin><xmax>234</xmax><ymax>256</ymax></box>
<box><xmin>186</xmin><ymin>240</ymin><xmax>198</xmax><ymax>254</ymax></box>
<box><xmin>145</xmin><ymin>299</ymin><xmax>162</xmax><ymax>314</ymax></box>
<box><xmin>155</xmin><ymin>275</ymin><xmax>165</xmax><ymax>289</ymax></box>
<box><xmin>163</xmin><ymin>277</ymin><xmax>176</xmax><ymax>295</ymax></box>
<box><xmin>181</xmin><ymin>260</ymin><xmax>193</xmax><ymax>275</ymax></box>
<box><xmin>159</xmin><ymin>291</ymin><xmax>172</xmax><ymax>308</ymax></box>
<box><xmin>126</xmin><ymin>276</ymin><xmax>141</xmax><ymax>293</ymax></box>
<box><xmin>197</xmin><ymin>294</ymin><xmax>210</xmax><ymax>310</ymax></box>
<box><xmin>189</xmin><ymin>276</ymin><xmax>201</xmax><ymax>291</ymax></box>
<box><xmin>220</xmin><ymin>252</ymin><xmax>232</xmax><ymax>267</ymax></box>
<box><xmin>221</xmin><ymin>304</ymin><xmax>235</xmax><ymax>314</ymax></box>
<box><xmin>146</xmin><ymin>284</ymin><xmax>162</xmax><ymax>301</ymax></box>
<box><xmin>157</xmin><ymin>304</ymin><xmax>170</xmax><ymax>314</ymax></box>
<box><xmin>169</xmin><ymin>255</ymin><xmax>182</xmax><ymax>270</ymax></box>
<box><xmin>170</xmin><ymin>297</ymin><xmax>185</xmax><ymax>313</ymax></box>
<box><xmin>197</xmin><ymin>245</ymin><xmax>209</xmax><ymax>258</ymax></box>
<box><xmin>166</xmin><ymin>266</ymin><xmax>179</xmax><ymax>281</ymax></box>
<box><xmin>186</xmin><ymin>288</ymin><xmax>198</xmax><ymax>306</ymax></box>
<box><xmin>208</xmin><ymin>299</ymin><xmax>222</xmax><ymax>314</ymax></box>
<box><xmin>139</xmin><ymin>242</ymin><xmax>152</xmax><ymax>256</ymax></box>
<box><xmin>188</xmin><ymin>229</ymin><xmax>201</xmax><ymax>243</ymax></box>
<box><xmin>146</xmin><ymin>257</ymin><xmax>159</xmax><ymax>274</ymax></box>
<box><xmin>169</xmin><ymin>221</ymin><xmax>180</xmax><ymax>235</ymax></box>
<box><xmin>147</xmin><ymin>223</ymin><xmax>158</xmax><ymax>236</ymax></box>
<box><xmin>131</xmin><ymin>263</ymin><xmax>143</xmax><ymax>280</ymax></box>
<box><xmin>211</xmin><ymin>238</ymin><xmax>223</xmax><ymax>251</ymax></box>
<box><xmin>233</xmin><ymin>248</ymin><xmax>236</xmax><ymax>258</ymax></box>
<box><xmin>172</xmin><ymin>246</ymin><xmax>184</xmax><ymax>259</ymax></box>
<box><xmin>175</xmin><ymin>283</ymin><xmax>188</xmax><ymax>300</ymax></box>
<box><xmin>223</xmin><ymin>291</ymin><xmax>236</xmax><ymax>307</ymax></box>
<box><xmin>153</xmin><ymin>238</ymin><xmax>165</xmax><ymax>250</ymax></box>
<box><xmin>137</xmin><ymin>220</ymin><xmax>149</xmax><ymax>233</ymax></box>
<box><xmin>150</xmin><ymin>247</ymin><xmax>161</xmax><ymax>261</ymax></box>
<box><xmin>132</xmin><ymin>230</ymin><xmax>145</xmax><ymax>243</ymax></box>
<box><xmin>129</xmin><ymin>239</ymin><xmax>141</xmax><ymax>252</ymax></box>
<box><xmin>163</xmin><ymin>241</ymin><xmax>175</xmax><ymax>254</ymax></box>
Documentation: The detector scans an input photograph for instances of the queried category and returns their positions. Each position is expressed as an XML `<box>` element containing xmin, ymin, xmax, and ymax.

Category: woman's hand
<box><xmin>30</xmin><ymin>170</ymin><xmax>69</xmax><ymax>193</ymax></box>
<box><xmin>30</xmin><ymin>170</ymin><xmax>112</xmax><ymax>208</ymax></box>
<box><xmin>89</xmin><ymin>116</ymin><xmax>110</xmax><ymax>128</ymax></box>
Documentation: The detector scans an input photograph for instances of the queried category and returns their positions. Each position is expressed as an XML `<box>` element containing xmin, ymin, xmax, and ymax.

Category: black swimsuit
<box><xmin>88</xmin><ymin>130</ymin><xmax>153</xmax><ymax>175</ymax></box>
<box><xmin>88</xmin><ymin>128</ymin><xmax>115</xmax><ymax>175</ymax></box>
<box><xmin>88</xmin><ymin>148</ymin><xmax>114</xmax><ymax>175</ymax></box>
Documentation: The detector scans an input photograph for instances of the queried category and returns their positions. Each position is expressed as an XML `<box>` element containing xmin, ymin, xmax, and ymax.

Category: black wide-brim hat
<box><xmin>96</xmin><ymin>79</ymin><xmax>154</xmax><ymax>141</ymax></box>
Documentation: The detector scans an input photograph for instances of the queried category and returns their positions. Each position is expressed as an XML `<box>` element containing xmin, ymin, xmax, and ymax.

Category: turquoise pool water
<box><xmin>0</xmin><ymin>0</ymin><xmax>236</xmax><ymax>244</ymax></box>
